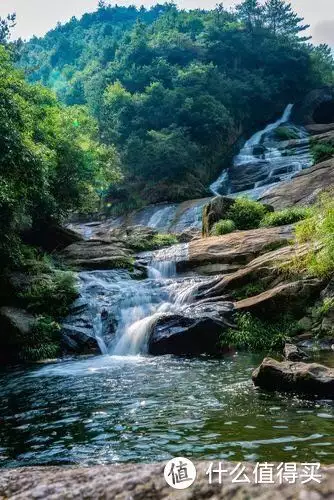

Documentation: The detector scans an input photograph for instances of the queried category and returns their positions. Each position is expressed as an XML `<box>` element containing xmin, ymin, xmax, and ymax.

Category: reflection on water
<box><xmin>0</xmin><ymin>353</ymin><xmax>333</xmax><ymax>467</ymax></box>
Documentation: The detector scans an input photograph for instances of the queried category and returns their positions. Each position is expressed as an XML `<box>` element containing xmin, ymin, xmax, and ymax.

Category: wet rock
<box><xmin>148</xmin><ymin>303</ymin><xmax>234</xmax><ymax>355</ymax></box>
<box><xmin>252</xmin><ymin>357</ymin><xmax>334</xmax><ymax>397</ymax></box>
<box><xmin>61</xmin><ymin>324</ymin><xmax>100</xmax><ymax>355</ymax></box>
<box><xmin>259</xmin><ymin>158</ymin><xmax>334</xmax><ymax>210</ymax></box>
<box><xmin>202</xmin><ymin>196</ymin><xmax>235</xmax><ymax>237</ymax></box>
<box><xmin>62</xmin><ymin>240</ymin><xmax>133</xmax><ymax>270</ymax></box>
<box><xmin>283</xmin><ymin>343</ymin><xmax>308</xmax><ymax>361</ymax></box>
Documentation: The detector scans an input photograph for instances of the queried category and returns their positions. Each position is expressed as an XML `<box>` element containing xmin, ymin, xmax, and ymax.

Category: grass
<box><xmin>231</xmin><ymin>282</ymin><xmax>267</xmax><ymax>301</ymax></box>
<box><xmin>129</xmin><ymin>233</ymin><xmax>178</xmax><ymax>251</ymax></box>
<box><xmin>275</xmin><ymin>126</ymin><xmax>299</xmax><ymax>141</ymax></box>
<box><xmin>260</xmin><ymin>206</ymin><xmax>311</xmax><ymax>227</ymax></box>
<box><xmin>223</xmin><ymin>312</ymin><xmax>299</xmax><ymax>352</ymax></box>
<box><xmin>310</xmin><ymin>139</ymin><xmax>334</xmax><ymax>164</ymax></box>
<box><xmin>294</xmin><ymin>192</ymin><xmax>334</xmax><ymax>277</ymax></box>
<box><xmin>18</xmin><ymin>316</ymin><xmax>61</xmax><ymax>362</ymax></box>
<box><xmin>211</xmin><ymin>219</ymin><xmax>235</xmax><ymax>236</ymax></box>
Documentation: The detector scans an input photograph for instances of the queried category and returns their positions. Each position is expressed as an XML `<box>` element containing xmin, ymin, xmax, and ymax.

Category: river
<box><xmin>1</xmin><ymin>105</ymin><xmax>333</xmax><ymax>468</ymax></box>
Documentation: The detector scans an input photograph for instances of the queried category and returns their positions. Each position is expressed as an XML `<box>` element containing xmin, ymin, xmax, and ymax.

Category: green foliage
<box><xmin>295</xmin><ymin>192</ymin><xmax>334</xmax><ymax>277</ymax></box>
<box><xmin>0</xmin><ymin>45</ymin><xmax>121</xmax><ymax>269</ymax></box>
<box><xmin>129</xmin><ymin>233</ymin><xmax>178</xmax><ymax>251</ymax></box>
<box><xmin>224</xmin><ymin>312</ymin><xmax>297</xmax><ymax>351</ymax></box>
<box><xmin>19</xmin><ymin>316</ymin><xmax>61</xmax><ymax>361</ymax></box>
<box><xmin>211</xmin><ymin>219</ymin><xmax>236</xmax><ymax>236</ymax></box>
<box><xmin>260</xmin><ymin>206</ymin><xmax>311</xmax><ymax>227</ymax></box>
<box><xmin>231</xmin><ymin>282</ymin><xmax>267</xmax><ymax>301</ymax></box>
<box><xmin>226</xmin><ymin>198</ymin><xmax>268</xmax><ymax>230</ymax></box>
<box><xmin>310</xmin><ymin>140</ymin><xmax>334</xmax><ymax>165</ymax></box>
<box><xmin>19</xmin><ymin>2</ymin><xmax>334</xmax><ymax>205</ymax></box>
<box><xmin>275</xmin><ymin>126</ymin><xmax>299</xmax><ymax>140</ymax></box>
<box><xmin>20</xmin><ymin>271</ymin><xmax>78</xmax><ymax>318</ymax></box>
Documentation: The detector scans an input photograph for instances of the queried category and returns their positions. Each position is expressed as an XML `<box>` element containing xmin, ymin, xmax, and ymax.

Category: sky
<box><xmin>0</xmin><ymin>0</ymin><xmax>333</xmax><ymax>46</ymax></box>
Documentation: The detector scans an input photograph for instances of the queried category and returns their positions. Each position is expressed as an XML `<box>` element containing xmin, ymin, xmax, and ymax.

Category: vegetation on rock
<box><xmin>260</xmin><ymin>206</ymin><xmax>311</xmax><ymax>227</ymax></box>
<box><xmin>210</xmin><ymin>219</ymin><xmax>235</xmax><ymax>236</ymax></box>
<box><xmin>310</xmin><ymin>139</ymin><xmax>334</xmax><ymax>164</ymax></box>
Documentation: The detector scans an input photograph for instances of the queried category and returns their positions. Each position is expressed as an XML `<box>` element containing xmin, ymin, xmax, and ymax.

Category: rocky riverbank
<box><xmin>1</xmin><ymin>462</ymin><xmax>334</xmax><ymax>499</ymax></box>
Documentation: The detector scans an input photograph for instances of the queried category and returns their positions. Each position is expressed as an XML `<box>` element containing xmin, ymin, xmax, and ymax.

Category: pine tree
<box><xmin>264</xmin><ymin>0</ymin><xmax>310</xmax><ymax>39</ymax></box>
<box><xmin>236</xmin><ymin>0</ymin><xmax>263</xmax><ymax>33</ymax></box>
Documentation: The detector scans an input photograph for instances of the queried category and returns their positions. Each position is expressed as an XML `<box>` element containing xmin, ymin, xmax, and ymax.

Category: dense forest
<box><xmin>19</xmin><ymin>1</ymin><xmax>334</xmax><ymax>208</ymax></box>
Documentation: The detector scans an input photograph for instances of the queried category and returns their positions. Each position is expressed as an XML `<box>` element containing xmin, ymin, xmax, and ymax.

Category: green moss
<box><xmin>211</xmin><ymin>219</ymin><xmax>236</xmax><ymax>236</ymax></box>
<box><xmin>226</xmin><ymin>197</ymin><xmax>269</xmax><ymax>230</ymax></box>
<box><xmin>130</xmin><ymin>233</ymin><xmax>178</xmax><ymax>251</ymax></box>
<box><xmin>310</xmin><ymin>139</ymin><xmax>334</xmax><ymax>164</ymax></box>
<box><xmin>260</xmin><ymin>207</ymin><xmax>311</xmax><ymax>227</ymax></box>
<box><xmin>275</xmin><ymin>126</ymin><xmax>299</xmax><ymax>140</ymax></box>
<box><xmin>231</xmin><ymin>282</ymin><xmax>267</xmax><ymax>301</ymax></box>
<box><xmin>20</xmin><ymin>271</ymin><xmax>78</xmax><ymax>318</ymax></box>
<box><xmin>223</xmin><ymin>312</ymin><xmax>299</xmax><ymax>352</ymax></box>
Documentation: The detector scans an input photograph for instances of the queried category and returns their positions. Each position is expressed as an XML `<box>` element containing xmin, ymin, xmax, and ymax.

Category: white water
<box><xmin>210</xmin><ymin>103</ymin><xmax>312</xmax><ymax>199</ymax></box>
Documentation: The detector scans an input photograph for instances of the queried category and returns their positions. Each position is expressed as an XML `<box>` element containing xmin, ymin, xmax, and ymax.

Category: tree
<box><xmin>235</xmin><ymin>0</ymin><xmax>263</xmax><ymax>33</ymax></box>
<box><xmin>0</xmin><ymin>13</ymin><xmax>16</xmax><ymax>45</ymax></box>
<box><xmin>264</xmin><ymin>0</ymin><xmax>310</xmax><ymax>39</ymax></box>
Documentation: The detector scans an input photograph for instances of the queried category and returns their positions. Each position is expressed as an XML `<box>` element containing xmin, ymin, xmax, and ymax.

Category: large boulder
<box><xmin>188</xmin><ymin>225</ymin><xmax>293</xmax><ymax>270</ymax></box>
<box><xmin>235</xmin><ymin>279</ymin><xmax>324</xmax><ymax>320</ymax></box>
<box><xmin>0</xmin><ymin>307</ymin><xmax>35</xmax><ymax>362</ymax></box>
<box><xmin>202</xmin><ymin>196</ymin><xmax>235</xmax><ymax>237</ymax></box>
<box><xmin>293</xmin><ymin>87</ymin><xmax>334</xmax><ymax>125</ymax></box>
<box><xmin>252</xmin><ymin>357</ymin><xmax>334</xmax><ymax>397</ymax></box>
<box><xmin>259</xmin><ymin>157</ymin><xmax>334</xmax><ymax>210</ymax></box>
<box><xmin>61</xmin><ymin>324</ymin><xmax>100</xmax><ymax>355</ymax></box>
<box><xmin>148</xmin><ymin>302</ymin><xmax>234</xmax><ymax>355</ymax></box>
<box><xmin>22</xmin><ymin>222</ymin><xmax>82</xmax><ymax>252</ymax></box>
<box><xmin>62</xmin><ymin>240</ymin><xmax>133</xmax><ymax>270</ymax></box>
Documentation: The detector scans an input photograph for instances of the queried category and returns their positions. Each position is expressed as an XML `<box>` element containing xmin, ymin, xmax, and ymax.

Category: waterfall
<box><xmin>210</xmin><ymin>103</ymin><xmax>312</xmax><ymax>198</ymax></box>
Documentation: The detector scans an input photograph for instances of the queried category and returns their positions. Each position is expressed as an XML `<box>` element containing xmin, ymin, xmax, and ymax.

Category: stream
<box><xmin>1</xmin><ymin>105</ymin><xmax>333</xmax><ymax>468</ymax></box>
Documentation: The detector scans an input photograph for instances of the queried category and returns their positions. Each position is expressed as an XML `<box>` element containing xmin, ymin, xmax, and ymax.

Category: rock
<box><xmin>148</xmin><ymin>302</ymin><xmax>234</xmax><ymax>355</ymax></box>
<box><xmin>202</xmin><ymin>196</ymin><xmax>235</xmax><ymax>237</ymax></box>
<box><xmin>293</xmin><ymin>87</ymin><xmax>334</xmax><ymax>124</ymax></box>
<box><xmin>297</xmin><ymin>316</ymin><xmax>313</xmax><ymax>331</ymax></box>
<box><xmin>283</xmin><ymin>343</ymin><xmax>308</xmax><ymax>361</ymax></box>
<box><xmin>61</xmin><ymin>324</ymin><xmax>100</xmax><ymax>355</ymax></box>
<box><xmin>22</xmin><ymin>222</ymin><xmax>82</xmax><ymax>251</ymax></box>
<box><xmin>188</xmin><ymin>225</ymin><xmax>293</xmax><ymax>269</ymax></box>
<box><xmin>61</xmin><ymin>240</ymin><xmax>133</xmax><ymax>270</ymax></box>
<box><xmin>1</xmin><ymin>462</ymin><xmax>334</xmax><ymax>499</ymax></box>
<box><xmin>0</xmin><ymin>307</ymin><xmax>35</xmax><ymax>363</ymax></box>
<box><xmin>252</xmin><ymin>357</ymin><xmax>334</xmax><ymax>397</ymax></box>
<box><xmin>235</xmin><ymin>279</ymin><xmax>324</xmax><ymax>320</ymax></box>
<box><xmin>259</xmin><ymin>158</ymin><xmax>334</xmax><ymax>210</ymax></box>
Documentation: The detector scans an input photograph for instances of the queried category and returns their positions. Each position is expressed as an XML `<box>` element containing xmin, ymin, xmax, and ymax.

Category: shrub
<box><xmin>226</xmin><ymin>197</ymin><xmax>268</xmax><ymax>230</ymax></box>
<box><xmin>223</xmin><ymin>312</ymin><xmax>298</xmax><ymax>352</ymax></box>
<box><xmin>275</xmin><ymin>126</ymin><xmax>299</xmax><ymax>141</ymax></box>
<box><xmin>130</xmin><ymin>233</ymin><xmax>178</xmax><ymax>251</ymax></box>
<box><xmin>294</xmin><ymin>192</ymin><xmax>334</xmax><ymax>277</ymax></box>
<box><xmin>260</xmin><ymin>206</ymin><xmax>311</xmax><ymax>227</ymax></box>
<box><xmin>20</xmin><ymin>271</ymin><xmax>78</xmax><ymax>318</ymax></box>
<box><xmin>211</xmin><ymin>219</ymin><xmax>236</xmax><ymax>236</ymax></box>
<box><xmin>231</xmin><ymin>282</ymin><xmax>267</xmax><ymax>300</ymax></box>
<box><xmin>311</xmin><ymin>140</ymin><xmax>334</xmax><ymax>164</ymax></box>
<box><xmin>18</xmin><ymin>316</ymin><xmax>61</xmax><ymax>361</ymax></box>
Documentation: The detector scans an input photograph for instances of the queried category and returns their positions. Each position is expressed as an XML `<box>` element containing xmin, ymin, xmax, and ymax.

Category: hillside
<box><xmin>20</xmin><ymin>1</ymin><xmax>334</xmax><ymax>209</ymax></box>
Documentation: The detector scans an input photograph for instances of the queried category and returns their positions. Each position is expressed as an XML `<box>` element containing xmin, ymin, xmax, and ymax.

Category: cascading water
<box><xmin>210</xmin><ymin>103</ymin><xmax>312</xmax><ymax>198</ymax></box>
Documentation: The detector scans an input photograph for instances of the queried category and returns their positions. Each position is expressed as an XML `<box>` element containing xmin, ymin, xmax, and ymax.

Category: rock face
<box><xmin>293</xmin><ymin>87</ymin><xmax>334</xmax><ymax>124</ymax></box>
<box><xmin>252</xmin><ymin>357</ymin><xmax>334</xmax><ymax>397</ymax></box>
<box><xmin>283</xmin><ymin>343</ymin><xmax>308</xmax><ymax>361</ymax></box>
<box><xmin>1</xmin><ymin>462</ymin><xmax>334</xmax><ymax>499</ymax></box>
<box><xmin>62</xmin><ymin>240</ymin><xmax>133</xmax><ymax>270</ymax></box>
<box><xmin>188</xmin><ymin>225</ymin><xmax>293</xmax><ymax>269</ymax></box>
<box><xmin>259</xmin><ymin>157</ymin><xmax>334</xmax><ymax>210</ymax></box>
<box><xmin>235</xmin><ymin>279</ymin><xmax>324</xmax><ymax>320</ymax></box>
<box><xmin>202</xmin><ymin>196</ymin><xmax>235</xmax><ymax>237</ymax></box>
<box><xmin>148</xmin><ymin>302</ymin><xmax>234</xmax><ymax>355</ymax></box>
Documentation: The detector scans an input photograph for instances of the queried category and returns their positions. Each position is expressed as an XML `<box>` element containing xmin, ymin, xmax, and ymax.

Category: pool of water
<box><xmin>0</xmin><ymin>353</ymin><xmax>333</xmax><ymax>468</ymax></box>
